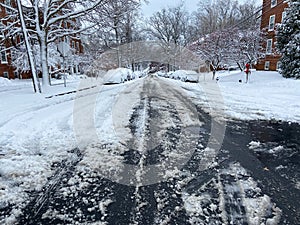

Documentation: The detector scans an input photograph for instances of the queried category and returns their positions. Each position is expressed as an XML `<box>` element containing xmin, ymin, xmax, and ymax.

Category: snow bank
<box><xmin>0</xmin><ymin>77</ymin><xmax>12</xmax><ymax>86</ymax></box>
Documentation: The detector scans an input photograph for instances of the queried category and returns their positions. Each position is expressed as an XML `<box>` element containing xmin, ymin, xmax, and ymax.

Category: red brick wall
<box><xmin>257</xmin><ymin>0</ymin><xmax>289</xmax><ymax>71</ymax></box>
<box><xmin>0</xmin><ymin>0</ymin><xmax>16</xmax><ymax>79</ymax></box>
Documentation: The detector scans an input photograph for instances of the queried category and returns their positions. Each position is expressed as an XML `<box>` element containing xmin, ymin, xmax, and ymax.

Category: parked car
<box><xmin>104</xmin><ymin>68</ymin><xmax>132</xmax><ymax>85</ymax></box>
<box><xmin>52</xmin><ymin>73</ymin><xmax>68</xmax><ymax>79</ymax></box>
<box><xmin>171</xmin><ymin>70</ymin><xmax>199</xmax><ymax>82</ymax></box>
<box><xmin>183</xmin><ymin>74</ymin><xmax>199</xmax><ymax>83</ymax></box>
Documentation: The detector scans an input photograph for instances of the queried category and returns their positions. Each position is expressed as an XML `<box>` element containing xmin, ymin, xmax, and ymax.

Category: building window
<box><xmin>76</xmin><ymin>42</ymin><xmax>80</xmax><ymax>51</ymax></box>
<box><xmin>282</xmin><ymin>11</ymin><xmax>287</xmax><ymax>23</ymax></box>
<box><xmin>266</xmin><ymin>39</ymin><xmax>273</xmax><ymax>54</ymax></box>
<box><xmin>271</xmin><ymin>0</ymin><xmax>277</xmax><ymax>8</ymax></box>
<box><xmin>5</xmin><ymin>0</ymin><xmax>11</xmax><ymax>6</ymax></box>
<box><xmin>20</xmin><ymin>34</ymin><xmax>24</xmax><ymax>43</ymax></box>
<box><xmin>64</xmin><ymin>21</ymin><xmax>69</xmax><ymax>28</ymax></box>
<box><xmin>64</xmin><ymin>37</ymin><xmax>69</xmax><ymax>44</ymax></box>
<box><xmin>269</xmin><ymin>15</ymin><xmax>276</xmax><ymax>30</ymax></box>
<box><xmin>14</xmin><ymin>71</ymin><xmax>19</xmax><ymax>78</ymax></box>
<box><xmin>3</xmin><ymin>72</ymin><xmax>9</xmax><ymax>78</ymax></box>
<box><xmin>276</xmin><ymin>61</ymin><xmax>281</xmax><ymax>71</ymax></box>
<box><xmin>265</xmin><ymin>61</ymin><xmax>270</xmax><ymax>70</ymax></box>
<box><xmin>1</xmin><ymin>49</ymin><xmax>8</xmax><ymax>63</ymax></box>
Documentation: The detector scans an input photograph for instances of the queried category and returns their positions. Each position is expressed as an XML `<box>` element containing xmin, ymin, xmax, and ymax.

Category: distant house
<box><xmin>257</xmin><ymin>0</ymin><xmax>289</xmax><ymax>71</ymax></box>
<box><xmin>0</xmin><ymin>0</ymin><xmax>84</xmax><ymax>79</ymax></box>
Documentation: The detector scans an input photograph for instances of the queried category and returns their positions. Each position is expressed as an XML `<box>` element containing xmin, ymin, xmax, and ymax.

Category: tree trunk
<box><xmin>40</xmin><ymin>35</ymin><xmax>50</xmax><ymax>86</ymax></box>
<box><xmin>212</xmin><ymin>69</ymin><xmax>216</xmax><ymax>80</ymax></box>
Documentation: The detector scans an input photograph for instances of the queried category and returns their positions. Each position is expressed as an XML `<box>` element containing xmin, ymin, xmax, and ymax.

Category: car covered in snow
<box><xmin>171</xmin><ymin>70</ymin><xmax>199</xmax><ymax>83</ymax></box>
<box><xmin>133</xmin><ymin>71</ymin><xmax>147</xmax><ymax>78</ymax></box>
<box><xmin>103</xmin><ymin>68</ymin><xmax>132</xmax><ymax>85</ymax></box>
<box><xmin>157</xmin><ymin>71</ymin><xmax>169</xmax><ymax>78</ymax></box>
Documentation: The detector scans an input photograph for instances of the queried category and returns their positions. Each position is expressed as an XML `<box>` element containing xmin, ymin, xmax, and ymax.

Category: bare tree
<box><xmin>193</xmin><ymin>0</ymin><xmax>259</xmax><ymax>36</ymax></box>
<box><xmin>189</xmin><ymin>30</ymin><xmax>234</xmax><ymax>79</ymax></box>
<box><xmin>189</xmin><ymin>0</ymin><xmax>262</xmax><ymax>75</ymax></box>
<box><xmin>146</xmin><ymin>4</ymin><xmax>192</xmax><ymax>71</ymax></box>
<box><xmin>83</xmin><ymin>0</ymin><xmax>143</xmax><ymax>68</ymax></box>
<box><xmin>85</xmin><ymin>0</ymin><xmax>143</xmax><ymax>45</ymax></box>
<box><xmin>231</xmin><ymin>27</ymin><xmax>264</xmax><ymax>70</ymax></box>
<box><xmin>147</xmin><ymin>4</ymin><xmax>190</xmax><ymax>45</ymax></box>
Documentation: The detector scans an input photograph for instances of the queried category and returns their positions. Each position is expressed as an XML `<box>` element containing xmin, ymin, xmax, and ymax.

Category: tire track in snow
<box><xmin>12</xmin><ymin>76</ymin><xmax>291</xmax><ymax>225</ymax></box>
<box><xmin>17</xmin><ymin>148</ymin><xmax>83</xmax><ymax>224</ymax></box>
<box><xmin>120</xmin><ymin>76</ymin><xmax>203</xmax><ymax>224</ymax></box>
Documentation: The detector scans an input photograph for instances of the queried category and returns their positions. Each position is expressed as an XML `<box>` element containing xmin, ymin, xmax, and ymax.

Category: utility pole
<box><xmin>16</xmin><ymin>0</ymin><xmax>41</xmax><ymax>93</ymax></box>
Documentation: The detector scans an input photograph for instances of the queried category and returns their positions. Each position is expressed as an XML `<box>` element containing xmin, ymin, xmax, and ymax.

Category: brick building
<box><xmin>0</xmin><ymin>0</ymin><xmax>17</xmax><ymax>79</ymax></box>
<box><xmin>257</xmin><ymin>0</ymin><xmax>289</xmax><ymax>71</ymax></box>
<box><xmin>0</xmin><ymin>0</ymin><xmax>84</xmax><ymax>80</ymax></box>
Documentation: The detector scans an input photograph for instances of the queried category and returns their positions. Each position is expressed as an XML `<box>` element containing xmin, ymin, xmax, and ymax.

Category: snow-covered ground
<box><xmin>0</xmin><ymin>70</ymin><xmax>299</xmax><ymax>223</ymax></box>
<box><xmin>171</xmin><ymin>70</ymin><xmax>300</xmax><ymax>122</ymax></box>
<box><xmin>0</xmin><ymin>77</ymin><xmax>84</xmax><ymax>222</ymax></box>
<box><xmin>0</xmin><ymin>75</ymin><xmax>126</xmax><ymax>223</ymax></box>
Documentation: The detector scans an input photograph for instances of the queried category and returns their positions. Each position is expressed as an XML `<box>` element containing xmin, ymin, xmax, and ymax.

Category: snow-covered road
<box><xmin>0</xmin><ymin>73</ymin><xmax>299</xmax><ymax>224</ymax></box>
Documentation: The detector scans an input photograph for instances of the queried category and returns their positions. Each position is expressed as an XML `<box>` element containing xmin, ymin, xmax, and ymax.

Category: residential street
<box><xmin>10</xmin><ymin>76</ymin><xmax>300</xmax><ymax>225</ymax></box>
<box><xmin>1</xmin><ymin>0</ymin><xmax>299</xmax><ymax>224</ymax></box>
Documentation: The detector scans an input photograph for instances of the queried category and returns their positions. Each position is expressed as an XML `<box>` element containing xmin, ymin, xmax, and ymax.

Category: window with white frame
<box><xmin>1</xmin><ymin>49</ymin><xmax>8</xmax><ymax>63</ymax></box>
<box><xmin>20</xmin><ymin>34</ymin><xmax>24</xmax><ymax>43</ymax></box>
<box><xmin>266</xmin><ymin>39</ymin><xmax>273</xmax><ymax>54</ymax></box>
<box><xmin>265</xmin><ymin>61</ymin><xmax>270</xmax><ymax>70</ymax></box>
<box><xmin>64</xmin><ymin>21</ymin><xmax>69</xmax><ymax>28</ymax></box>
<box><xmin>271</xmin><ymin>0</ymin><xmax>277</xmax><ymax>8</ymax></box>
<box><xmin>5</xmin><ymin>0</ymin><xmax>11</xmax><ymax>6</ymax></box>
<box><xmin>0</xmin><ymin>22</ymin><xmax>4</xmax><ymax>38</ymax></box>
<box><xmin>276</xmin><ymin>61</ymin><xmax>281</xmax><ymax>71</ymax></box>
<box><xmin>3</xmin><ymin>72</ymin><xmax>9</xmax><ymax>78</ymax></box>
<box><xmin>76</xmin><ymin>41</ymin><xmax>80</xmax><ymax>51</ymax></box>
<box><xmin>269</xmin><ymin>15</ymin><xmax>276</xmax><ymax>30</ymax></box>
<box><xmin>282</xmin><ymin>11</ymin><xmax>287</xmax><ymax>23</ymax></box>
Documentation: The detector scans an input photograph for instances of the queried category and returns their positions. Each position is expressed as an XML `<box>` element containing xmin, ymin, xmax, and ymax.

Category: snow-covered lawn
<box><xmin>0</xmin><ymin>72</ymin><xmax>141</xmax><ymax>223</ymax></box>
<box><xmin>0</xmin><ymin>77</ymin><xmax>86</xmax><ymax>221</ymax></box>
<box><xmin>175</xmin><ymin>70</ymin><xmax>300</xmax><ymax>122</ymax></box>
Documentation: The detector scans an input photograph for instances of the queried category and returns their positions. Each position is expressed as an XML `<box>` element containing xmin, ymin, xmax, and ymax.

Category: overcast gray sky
<box><xmin>141</xmin><ymin>0</ymin><xmax>199</xmax><ymax>18</ymax></box>
<box><xmin>141</xmin><ymin>0</ymin><xmax>262</xmax><ymax>18</ymax></box>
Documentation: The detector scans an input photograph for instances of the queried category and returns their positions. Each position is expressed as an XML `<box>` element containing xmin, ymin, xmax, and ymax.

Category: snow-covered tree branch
<box><xmin>1</xmin><ymin>0</ymin><xmax>108</xmax><ymax>88</ymax></box>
